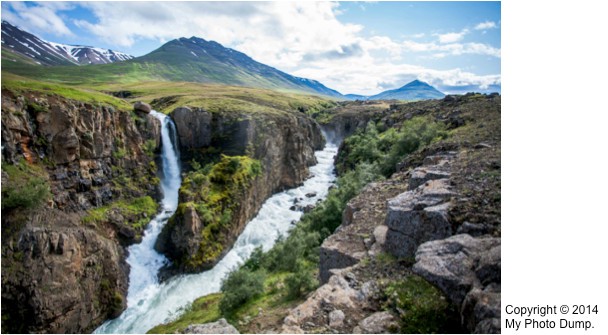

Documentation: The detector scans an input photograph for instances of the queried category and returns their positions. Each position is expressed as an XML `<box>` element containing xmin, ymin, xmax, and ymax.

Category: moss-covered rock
<box><xmin>157</xmin><ymin>106</ymin><xmax>324</xmax><ymax>272</ymax></box>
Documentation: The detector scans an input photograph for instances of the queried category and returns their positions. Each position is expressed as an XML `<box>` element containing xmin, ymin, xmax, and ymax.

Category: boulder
<box><xmin>133</xmin><ymin>101</ymin><xmax>152</xmax><ymax>114</ymax></box>
<box><xmin>456</xmin><ymin>221</ymin><xmax>492</xmax><ymax>237</ymax></box>
<box><xmin>319</xmin><ymin>233</ymin><xmax>366</xmax><ymax>284</ymax></box>
<box><xmin>353</xmin><ymin>311</ymin><xmax>397</xmax><ymax>334</ymax></box>
<box><xmin>155</xmin><ymin>204</ymin><xmax>203</xmax><ymax>261</ymax></box>
<box><xmin>462</xmin><ymin>286</ymin><xmax>501</xmax><ymax>334</ymax></box>
<box><xmin>384</xmin><ymin>179</ymin><xmax>453</xmax><ymax>258</ymax></box>
<box><xmin>328</xmin><ymin>309</ymin><xmax>345</xmax><ymax>328</ymax></box>
<box><xmin>413</xmin><ymin>234</ymin><xmax>501</xmax><ymax>333</ymax></box>
<box><xmin>182</xmin><ymin>319</ymin><xmax>239</xmax><ymax>334</ymax></box>
<box><xmin>408</xmin><ymin>167</ymin><xmax>450</xmax><ymax>190</ymax></box>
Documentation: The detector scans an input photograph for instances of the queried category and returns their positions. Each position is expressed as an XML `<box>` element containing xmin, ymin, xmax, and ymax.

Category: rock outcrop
<box><xmin>384</xmin><ymin>153</ymin><xmax>455</xmax><ymax>258</ymax></box>
<box><xmin>1</xmin><ymin>89</ymin><xmax>161</xmax><ymax>212</ymax></box>
<box><xmin>1</xmin><ymin>210</ymin><xmax>128</xmax><ymax>333</ymax></box>
<box><xmin>157</xmin><ymin>107</ymin><xmax>325</xmax><ymax>271</ymax></box>
<box><xmin>1</xmin><ymin>89</ymin><xmax>161</xmax><ymax>333</ymax></box>
<box><xmin>319</xmin><ymin>175</ymin><xmax>409</xmax><ymax>283</ymax></box>
<box><xmin>281</xmin><ymin>267</ymin><xmax>382</xmax><ymax>334</ymax></box>
<box><xmin>133</xmin><ymin>101</ymin><xmax>152</xmax><ymax>114</ymax></box>
<box><xmin>182</xmin><ymin>318</ymin><xmax>239</xmax><ymax>334</ymax></box>
<box><xmin>413</xmin><ymin>234</ymin><xmax>501</xmax><ymax>334</ymax></box>
<box><xmin>171</xmin><ymin>106</ymin><xmax>324</xmax><ymax>186</ymax></box>
<box><xmin>353</xmin><ymin>311</ymin><xmax>398</xmax><ymax>334</ymax></box>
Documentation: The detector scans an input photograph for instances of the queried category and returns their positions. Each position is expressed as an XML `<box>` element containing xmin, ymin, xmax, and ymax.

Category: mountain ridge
<box><xmin>133</xmin><ymin>36</ymin><xmax>344</xmax><ymax>97</ymax></box>
<box><xmin>1</xmin><ymin>20</ymin><xmax>133</xmax><ymax>66</ymax></box>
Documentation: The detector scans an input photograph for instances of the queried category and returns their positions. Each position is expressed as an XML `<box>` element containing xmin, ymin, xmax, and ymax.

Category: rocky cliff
<box><xmin>1</xmin><ymin>89</ymin><xmax>161</xmax><ymax>333</ymax></box>
<box><xmin>280</xmin><ymin>94</ymin><xmax>501</xmax><ymax>334</ymax></box>
<box><xmin>156</xmin><ymin>106</ymin><xmax>324</xmax><ymax>272</ymax></box>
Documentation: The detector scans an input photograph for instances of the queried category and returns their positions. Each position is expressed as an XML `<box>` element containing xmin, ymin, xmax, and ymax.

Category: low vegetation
<box><xmin>82</xmin><ymin>196</ymin><xmax>158</xmax><ymax>231</ymax></box>
<box><xmin>336</xmin><ymin>116</ymin><xmax>447</xmax><ymax>176</ymax></box>
<box><xmin>381</xmin><ymin>275</ymin><xmax>460</xmax><ymax>333</ymax></box>
<box><xmin>1</xmin><ymin>159</ymin><xmax>51</xmax><ymax>211</ymax></box>
<box><xmin>1</xmin><ymin>74</ymin><xmax>132</xmax><ymax>110</ymax></box>
<box><xmin>147</xmin><ymin>294</ymin><xmax>223</xmax><ymax>334</ymax></box>
<box><xmin>99</xmin><ymin>81</ymin><xmax>338</xmax><ymax>116</ymax></box>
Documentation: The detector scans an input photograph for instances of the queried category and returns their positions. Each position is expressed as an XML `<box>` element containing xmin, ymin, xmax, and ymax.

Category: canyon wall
<box><xmin>1</xmin><ymin>89</ymin><xmax>160</xmax><ymax>333</ymax></box>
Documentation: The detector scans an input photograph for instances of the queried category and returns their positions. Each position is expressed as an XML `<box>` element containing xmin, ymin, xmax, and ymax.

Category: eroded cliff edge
<box><xmin>1</xmin><ymin>89</ymin><xmax>161</xmax><ymax>333</ymax></box>
<box><xmin>156</xmin><ymin>106</ymin><xmax>325</xmax><ymax>272</ymax></box>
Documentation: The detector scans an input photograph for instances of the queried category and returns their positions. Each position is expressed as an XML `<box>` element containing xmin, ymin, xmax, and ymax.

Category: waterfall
<box><xmin>95</xmin><ymin>111</ymin><xmax>182</xmax><ymax>334</ymax></box>
<box><xmin>96</xmin><ymin>123</ymin><xmax>338</xmax><ymax>334</ymax></box>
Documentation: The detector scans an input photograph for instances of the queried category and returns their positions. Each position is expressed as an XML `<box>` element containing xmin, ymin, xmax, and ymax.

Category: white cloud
<box><xmin>436</xmin><ymin>29</ymin><xmax>468</xmax><ymax>44</ymax></box>
<box><xmin>402</xmin><ymin>40</ymin><xmax>501</xmax><ymax>58</ymax></box>
<box><xmin>2</xmin><ymin>2</ymin><xmax>74</xmax><ymax>37</ymax></box>
<box><xmin>475</xmin><ymin>21</ymin><xmax>497</xmax><ymax>30</ymax></box>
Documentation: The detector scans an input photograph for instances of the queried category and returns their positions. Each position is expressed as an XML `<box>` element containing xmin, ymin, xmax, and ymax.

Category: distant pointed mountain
<box><xmin>134</xmin><ymin>36</ymin><xmax>343</xmax><ymax>97</ymax></box>
<box><xmin>1</xmin><ymin>21</ymin><xmax>133</xmax><ymax>66</ymax></box>
<box><xmin>344</xmin><ymin>94</ymin><xmax>369</xmax><ymax>101</ymax></box>
<box><xmin>368</xmin><ymin>80</ymin><xmax>445</xmax><ymax>100</ymax></box>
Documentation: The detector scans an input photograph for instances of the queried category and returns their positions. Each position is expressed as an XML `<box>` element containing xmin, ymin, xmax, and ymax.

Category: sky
<box><xmin>1</xmin><ymin>1</ymin><xmax>501</xmax><ymax>95</ymax></box>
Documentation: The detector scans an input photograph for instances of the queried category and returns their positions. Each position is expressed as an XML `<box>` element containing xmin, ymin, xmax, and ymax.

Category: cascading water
<box><xmin>95</xmin><ymin>111</ymin><xmax>181</xmax><ymax>333</ymax></box>
<box><xmin>96</xmin><ymin>127</ymin><xmax>338</xmax><ymax>334</ymax></box>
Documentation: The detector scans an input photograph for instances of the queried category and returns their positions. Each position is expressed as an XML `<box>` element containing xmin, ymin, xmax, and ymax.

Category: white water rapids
<box><xmin>96</xmin><ymin>117</ymin><xmax>338</xmax><ymax>333</ymax></box>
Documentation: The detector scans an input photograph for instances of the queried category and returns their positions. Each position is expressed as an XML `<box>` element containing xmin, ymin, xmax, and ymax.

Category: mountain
<box><xmin>1</xmin><ymin>21</ymin><xmax>133</xmax><ymax>66</ymax></box>
<box><xmin>2</xmin><ymin>29</ymin><xmax>343</xmax><ymax>98</ymax></box>
<box><xmin>344</xmin><ymin>94</ymin><xmax>369</xmax><ymax>101</ymax></box>
<box><xmin>134</xmin><ymin>36</ymin><xmax>343</xmax><ymax>97</ymax></box>
<box><xmin>368</xmin><ymin>80</ymin><xmax>445</xmax><ymax>100</ymax></box>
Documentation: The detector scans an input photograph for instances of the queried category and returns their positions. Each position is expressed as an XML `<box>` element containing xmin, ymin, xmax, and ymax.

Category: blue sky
<box><xmin>2</xmin><ymin>1</ymin><xmax>500</xmax><ymax>95</ymax></box>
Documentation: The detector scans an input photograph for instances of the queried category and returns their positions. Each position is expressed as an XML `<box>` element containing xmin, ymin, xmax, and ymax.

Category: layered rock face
<box><xmin>414</xmin><ymin>234</ymin><xmax>501</xmax><ymax>333</ymax></box>
<box><xmin>157</xmin><ymin>107</ymin><xmax>324</xmax><ymax>271</ymax></box>
<box><xmin>384</xmin><ymin>153</ymin><xmax>455</xmax><ymax>258</ymax></box>
<box><xmin>1</xmin><ymin>90</ymin><xmax>161</xmax><ymax>333</ymax></box>
<box><xmin>1</xmin><ymin>90</ymin><xmax>161</xmax><ymax>212</ymax></box>
<box><xmin>172</xmin><ymin>107</ymin><xmax>324</xmax><ymax>187</ymax></box>
<box><xmin>1</xmin><ymin>210</ymin><xmax>129</xmax><ymax>333</ymax></box>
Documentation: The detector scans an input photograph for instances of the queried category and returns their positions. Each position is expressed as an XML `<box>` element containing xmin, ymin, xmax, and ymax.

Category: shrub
<box><xmin>379</xmin><ymin>117</ymin><xmax>446</xmax><ymax>176</ymax></box>
<box><xmin>1</xmin><ymin>161</ymin><xmax>50</xmax><ymax>211</ymax></box>
<box><xmin>143</xmin><ymin>139</ymin><xmax>157</xmax><ymax>157</ymax></box>
<box><xmin>382</xmin><ymin>275</ymin><xmax>460</xmax><ymax>333</ymax></box>
<box><xmin>337</xmin><ymin>117</ymin><xmax>446</xmax><ymax>177</ymax></box>
<box><xmin>285</xmin><ymin>260</ymin><xmax>318</xmax><ymax>299</ymax></box>
<box><xmin>219</xmin><ymin>267</ymin><xmax>266</xmax><ymax>315</ymax></box>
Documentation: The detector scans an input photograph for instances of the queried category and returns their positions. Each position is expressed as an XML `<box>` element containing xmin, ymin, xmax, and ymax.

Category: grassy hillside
<box><xmin>1</xmin><ymin>74</ymin><xmax>132</xmax><ymax>110</ymax></box>
<box><xmin>99</xmin><ymin>81</ymin><xmax>337</xmax><ymax>114</ymax></box>
<box><xmin>1</xmin><ymin>74</ymin><xmax>337</xmax><ymax>118</ymax></box>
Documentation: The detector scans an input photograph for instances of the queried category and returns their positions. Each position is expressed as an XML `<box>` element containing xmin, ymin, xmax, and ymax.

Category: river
<box><xmin>96</xmin><ymin>117</ymin><xmax>338</xmax><ymax>333</ymax></box>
